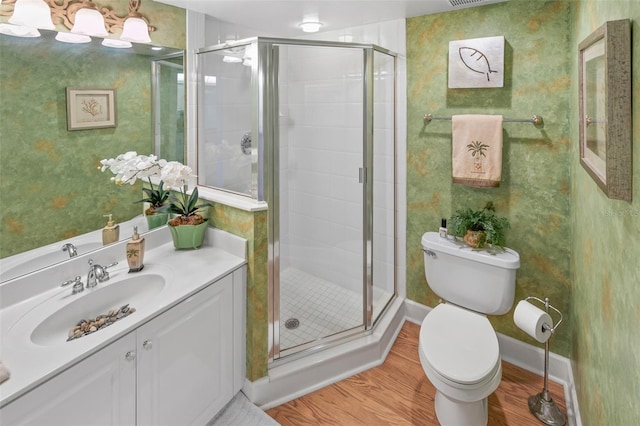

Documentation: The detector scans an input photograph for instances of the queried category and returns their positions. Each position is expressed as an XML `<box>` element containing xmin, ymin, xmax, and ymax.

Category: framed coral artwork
<box><xmin>66</xmin><ymin>88</ymin><xmax>117</xmax><ymax>131</ymax></box>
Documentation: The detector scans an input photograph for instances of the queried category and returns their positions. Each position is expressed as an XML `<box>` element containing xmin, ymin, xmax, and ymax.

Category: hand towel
<box><xmin>452</xmin><ymin>114</ymin><xmax>504</xmax><ymax>187</ymax></box>
<box><xmin>0</xmin><ymin>361</ymin><xmax>10</xmax><ymax>385</ymax></box>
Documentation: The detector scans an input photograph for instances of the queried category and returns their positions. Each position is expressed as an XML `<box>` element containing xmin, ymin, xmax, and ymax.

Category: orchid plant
<box><xmin>100</xmin><ymin>152</ymin><xmax>210</xmax><ymax>225</ymax></box>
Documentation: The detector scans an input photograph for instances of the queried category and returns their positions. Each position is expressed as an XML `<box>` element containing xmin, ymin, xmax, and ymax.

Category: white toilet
<box><xmin>419</xmin><ymin>232</ymin><xmax>520</xmax><ymax>426</ymax></box>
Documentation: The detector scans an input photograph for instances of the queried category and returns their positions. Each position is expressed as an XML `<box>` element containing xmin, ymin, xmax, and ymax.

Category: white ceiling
<box><xmin>155</xmin><ymin>0</ymin><xmax>508</xmax><ymax>38</ymax></box>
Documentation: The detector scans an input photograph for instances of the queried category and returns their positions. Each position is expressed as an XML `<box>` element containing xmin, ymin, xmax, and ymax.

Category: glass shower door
<box><xmin>275</xmin><ymin>43</ymin><xmax>365</xmax><ymax>355</ymax></box>
<box><xmin>371</xmin><ymin>48</ymin><xmax>396</xmax><ymax>324</ymax></box>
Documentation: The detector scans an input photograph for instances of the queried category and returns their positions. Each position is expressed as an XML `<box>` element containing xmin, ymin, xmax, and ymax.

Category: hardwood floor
<box><xmin>267</xmin><ymin>321</ymin><xmax>566</xmax><ymax>425</ymax></box>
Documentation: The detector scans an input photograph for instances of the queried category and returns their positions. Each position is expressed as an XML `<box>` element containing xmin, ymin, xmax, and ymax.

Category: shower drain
<box><xmin>284</xmin><ymin>318</ymin><xmax>300</xmax><ymax>330</ymax></box>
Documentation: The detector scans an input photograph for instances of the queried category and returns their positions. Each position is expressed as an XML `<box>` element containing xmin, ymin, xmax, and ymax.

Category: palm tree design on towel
<box><xmin>467</xmin><ymin>140</ymin><xmax>490</xmax><ymax>173</ymax></box>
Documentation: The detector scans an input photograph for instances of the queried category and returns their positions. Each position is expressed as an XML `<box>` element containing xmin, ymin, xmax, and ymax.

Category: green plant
<box><xmin>136</xmin><ymin>178</ymin><xmax>169</xmax><ymax>213</ymax></box>
<box><xmin>100</xmin><ymin>153</ymin><xmax>211</xmax><ymax>226</ymax></box>
<box><xmin>449</xmin><ymin>201</ymin><xmax>510</xmax><ymax>248</ymax></box>
<box><xmin>159</xmin><ymin>186</ymin><xmax>211</xmax><ymax>226</ymax></box>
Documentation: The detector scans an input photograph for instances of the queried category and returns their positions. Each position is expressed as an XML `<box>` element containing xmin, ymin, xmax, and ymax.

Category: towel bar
<box><xmin>423</xmin><ymin>113</ymin><xmax>544</xmax><ymax>128</ymax></box>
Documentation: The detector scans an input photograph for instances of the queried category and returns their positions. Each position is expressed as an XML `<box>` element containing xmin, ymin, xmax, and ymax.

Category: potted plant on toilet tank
<box><xmin>449</xmin><ymin>201</ymin><xmax>510</xmax><ymax>249</ymax></box>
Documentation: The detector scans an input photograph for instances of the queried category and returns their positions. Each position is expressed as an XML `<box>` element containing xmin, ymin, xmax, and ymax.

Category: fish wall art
<box><xmin>448</xmin><ymin>36</ymin><xmax>505</xmax><ymax>88</ymax></box>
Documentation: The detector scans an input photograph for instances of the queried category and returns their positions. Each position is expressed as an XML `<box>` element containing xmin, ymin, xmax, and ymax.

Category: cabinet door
<box><xmin>136</xmin><ymin>274</ymin><xmax>234</xmax><ymax>426</ymax></box>
<box><xmin>0</xmin><ymin>333</ymin><xmax>136</xmax><ymax>426</ymax></box>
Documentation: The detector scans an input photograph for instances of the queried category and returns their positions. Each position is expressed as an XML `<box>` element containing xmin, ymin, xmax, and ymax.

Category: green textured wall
<box><xmin>571</xmin><ymin>1</ymin><xmax>640</xmax><ymax>424</ymax></box>
<box><xmin>406</xmin><ymin>0</ymin><xmax>573</xmax><ymax>356</ymax></box>
<box><xmin>0</xmin><ymin>2</ymin><xmax>185</xmax><ymax>258</ymax></box>
<box><xmin>212</xmin><ymin>204</ymin><xmax>269</xmax><ymax>381</ymax></box>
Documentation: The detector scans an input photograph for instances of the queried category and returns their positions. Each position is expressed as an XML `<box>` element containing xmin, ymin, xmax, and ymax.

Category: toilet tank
<box><xmin>421</xmin><ymin>232</ymin><xmax>520</xmax><ymax>315</ymax></box>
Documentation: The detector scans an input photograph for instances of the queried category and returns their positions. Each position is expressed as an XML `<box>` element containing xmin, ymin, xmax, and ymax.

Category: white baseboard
<box><xmin>244</xmin><ymin>298</ymin><xmax>581</xmax><ymax>426</ymax></box>
<box><xmin>403</xmin><ymin>299</ymin><xmax>582</xmax><ymax>426</ymax></box>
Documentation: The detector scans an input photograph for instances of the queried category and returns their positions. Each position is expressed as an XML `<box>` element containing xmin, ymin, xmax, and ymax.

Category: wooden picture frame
<box><xmin>66</xmin><ymin>88</ymin><xmax>117</xmax><ymax>131</ymax></box>
<box><xmin>578</xmin><ymin>19</ymin><xmax>632</xmax><ymax>201</ymax></box>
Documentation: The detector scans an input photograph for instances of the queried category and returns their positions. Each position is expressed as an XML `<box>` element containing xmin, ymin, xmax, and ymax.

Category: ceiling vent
<box><xmin>448</xmin><ymin>0</ymin><xmax>500</xmax><ymax>8</ymax></box>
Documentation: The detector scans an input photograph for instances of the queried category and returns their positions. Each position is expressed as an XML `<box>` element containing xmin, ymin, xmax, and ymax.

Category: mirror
<box><xmin>0</xmin><ymin>29</ymin><xmax>184</xmax><ymax>282</ymax></box>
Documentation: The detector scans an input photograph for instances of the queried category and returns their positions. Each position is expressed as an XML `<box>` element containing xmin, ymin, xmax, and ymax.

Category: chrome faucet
<box><xmin>62</xmin><ymin>243</ymin><xmax>78</xmax><ymax>258</ymax></box>
<box><xmin>86</xmin><ymin>259</ymin><xmax>118</xmax><ymax>288</ymax></box>
<box><xmin>61</xmin><ymin>276</ymin><xmax>84</xmax><ymax>295</ymax></box>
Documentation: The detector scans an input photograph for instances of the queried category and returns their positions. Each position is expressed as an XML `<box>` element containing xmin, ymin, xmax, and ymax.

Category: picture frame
<box><xmin>448</xmin><ymin>36</ymin><xmax>505</xmax><ymax>89</ymax></box>
<box><xmin>66</xmin><ymin>88</ymin><xmax>117</xmax><ymax>131</ymax></box>
<box><xmin>578</xmin><ymin>19</ymin><xmax>632</xmax><ymax>201</ymax></box>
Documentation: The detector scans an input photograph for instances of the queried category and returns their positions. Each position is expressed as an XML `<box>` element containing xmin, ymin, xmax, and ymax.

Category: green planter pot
<box><xmin>145</xmin><ymin>212</ymin><xmax>169</xmax><ymax>230</ymax></box>
<box><xmin>168</xmin><ymin>220</ymin><xmax>208</xmax><ymax>250</ymax></box>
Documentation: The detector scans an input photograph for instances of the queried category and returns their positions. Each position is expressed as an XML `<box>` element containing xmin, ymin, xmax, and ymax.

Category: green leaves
<box><xmin>449</xmin><ymin>201</ymin><xmax>510</xmax><ymax>247</ymax></box>
<box><xmin>157</xmin><ymin>186</ymin><xmax>211</xmax><ymax>218</ymax></box>
<box><xmin>135</xmin><ymin>179</ymin><xmax>169</xmax><ymax>208</ymax></box>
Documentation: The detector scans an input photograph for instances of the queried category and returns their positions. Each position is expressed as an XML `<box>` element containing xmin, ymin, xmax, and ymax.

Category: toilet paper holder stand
<box><xmin>523</xmin><ymin>296</ymin><xmax>566</xmax><ymax>426</ymax></box>
<box><xmin>524</xmin><ymin>296</ymin><xmax>563</xmax><ymax>333</ymax></box>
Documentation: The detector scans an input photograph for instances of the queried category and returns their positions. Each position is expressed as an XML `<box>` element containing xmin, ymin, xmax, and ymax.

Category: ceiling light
<box><xmin>151</xmin><ymin>46</ymin><xmax>163</xmax><ymax>51</ymax></box>
<box><xmin>223</xmin><ymin>56</ymin><xmax>243</xmax><ymax>63</ymax></box>
<box><xmin>102</xmin><ymin>38</ymin><xmax>132</xmax><ymax>48</ymax></box>
<box><xmin>55</xmin><ymin>32</ymin><xmax>92</xmax><ymax>43</ymax></box>
<box><xmin>0</xmin><ymin>23</ymin><xmax>41</xmax><ymax>37</ymax></box>
<box><xmin>299</xmin><ymin>21</ymin><xmax>323</xmax><ymax>33</ymax></box>
<box><xmin>8</xmin><ymin>0</ymin><xmax>55</xmax><ymax>30</ymax></box>
<box><xmin>71</xmin><ymin>3</ymin><xmax>108</xmax><ymax>37</ymax></box>
<box><xmin>120</xmin><ymin>15</ymin><xmax>151</xmax><ymax>43</ymax></box>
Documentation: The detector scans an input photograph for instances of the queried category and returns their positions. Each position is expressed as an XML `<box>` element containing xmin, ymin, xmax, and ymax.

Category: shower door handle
<box><xmin>359</xmin><ymin>167</ymin><xmax>367</xmax><ymax>184</ymax></box>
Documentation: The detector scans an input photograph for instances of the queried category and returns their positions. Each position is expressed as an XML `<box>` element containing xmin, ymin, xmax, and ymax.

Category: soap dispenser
<box><xmin>126</xmin><ymin>226</ymin><xmax>145</xmax><ymax>273</ymax></box>
<box><xmin>102</xmin><ymin>214</ymin><xmax>120</xmax><ymax>245</ymax></box>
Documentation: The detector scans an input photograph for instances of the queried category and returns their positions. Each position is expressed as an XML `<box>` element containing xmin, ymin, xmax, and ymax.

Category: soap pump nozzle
<box><xmin>102</xmin><ymin>213</ymin><xmax>120</xmax><ymax>245</ymax></box>
<box><xmin>104</xmin><ymin>213</ymin><xmax>115</xmax><ymax>227</ymax></box>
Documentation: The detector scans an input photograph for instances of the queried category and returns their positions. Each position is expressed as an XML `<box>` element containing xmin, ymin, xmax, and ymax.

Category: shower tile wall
<box><xmin>279</xmin><ymin>45</ymin><xmax>365</xmax><ymax>294</ymax></box>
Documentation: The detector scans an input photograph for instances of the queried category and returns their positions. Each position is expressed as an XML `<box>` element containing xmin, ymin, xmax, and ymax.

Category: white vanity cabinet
<box><xmin>0</xmin><ymin>333</ymin><xmax>137</xmax><ymax>425</ymax></box>
<box><xmin>136</xmin><ymin>272</ymin><xmax>236</xmax><ymax>425</ymax></box>
<box><xmin>1</xmin><ymin>268</ymin><xmax>245</xmax><ymax>426</ymax></box>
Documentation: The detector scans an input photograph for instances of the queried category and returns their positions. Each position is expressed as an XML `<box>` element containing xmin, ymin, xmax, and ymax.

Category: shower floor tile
<box><xmin>279</xmin><ymin>267</ymin><xmax>392</xmax><ymax>351</ymax></box>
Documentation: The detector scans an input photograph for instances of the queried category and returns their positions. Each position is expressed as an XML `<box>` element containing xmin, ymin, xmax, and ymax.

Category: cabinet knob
<box><xmin>143</xmin><ymin>340</ymin><xmax>153</xmax><ymax>350</ymax></box>
<box><xmin>125</xmin><ymin>351</ymin><xmax>136</xmax><ymax>361</ymax></box>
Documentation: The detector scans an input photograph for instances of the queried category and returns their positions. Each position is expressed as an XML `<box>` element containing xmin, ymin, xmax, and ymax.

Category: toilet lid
<box><xmin>420</xmin><ymin>304</ymin><xmax>500</xmax><ymax>385</ymax></box>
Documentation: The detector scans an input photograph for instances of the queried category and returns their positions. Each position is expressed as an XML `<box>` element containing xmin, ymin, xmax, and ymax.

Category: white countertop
<box><xmin>0</xmin><ymin>227</ymin><xmax>246</xmax><ymax>408</ymax></box>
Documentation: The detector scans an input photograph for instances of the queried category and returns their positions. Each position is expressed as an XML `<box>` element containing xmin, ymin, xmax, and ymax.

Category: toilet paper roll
<box><xmin>513</xmin><ymin>300</ymin><xmax>552</xmax><ymax>343</ymax></box>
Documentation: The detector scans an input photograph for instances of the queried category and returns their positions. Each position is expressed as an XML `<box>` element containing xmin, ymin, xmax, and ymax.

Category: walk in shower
<box><xmin>196</xmin><ymin>38</ymin><xmax>396</xmax><ymax>361</ymax></box>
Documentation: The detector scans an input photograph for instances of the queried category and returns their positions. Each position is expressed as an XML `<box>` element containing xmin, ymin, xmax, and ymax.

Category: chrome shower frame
<box><xmin>196</xmin><ymin>37</ymin><xmax>398</xmax><ymax>364</ymax></box>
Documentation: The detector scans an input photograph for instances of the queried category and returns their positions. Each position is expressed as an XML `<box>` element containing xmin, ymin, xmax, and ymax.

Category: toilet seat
<box><xmin>419</xmin><ymin>303</ymin><xmax>500</xmax><ymax>385</ymax></box>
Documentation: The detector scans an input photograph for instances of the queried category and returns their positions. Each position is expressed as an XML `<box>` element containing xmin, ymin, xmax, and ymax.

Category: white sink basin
<box><xmin>1</xmin><ymin>242</ymin><xmax>103</xmax><ymax>282</ymax></box>
<box><xmin>22</xmin><ymin>274</ymin><xmax>165</xmax><ymax>347</ymax></box>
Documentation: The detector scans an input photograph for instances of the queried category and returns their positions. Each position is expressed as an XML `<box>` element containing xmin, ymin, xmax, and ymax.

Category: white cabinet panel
<box><xmin>1</xmin><ymin>333</ymin><xmax>136</xmax><ymax>426</ymax></box>
<box><xmin>136</xmin><ymin>274</ymin><xmax>234</xmax><ymax>426</ymax></box>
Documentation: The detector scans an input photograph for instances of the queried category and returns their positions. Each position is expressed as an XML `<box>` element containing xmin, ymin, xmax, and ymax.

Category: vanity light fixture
<box><xmin>102</xmin><ymin>38</ymin><xmax>132</xmax><ymax>48</ymax></box>
<box><xmin>120</xmin><ymin>13</ymin><xmax>151</xmax><ymax>43</ymax></box>
<box><xmin>7</xmin><ymin>0</ymin><xmax>55</xmax><ymax>30</ymax></box>
<box><xmin>70</xmin><ymin>2</ymin><xmax>108</xmax><ymax>37</ymax></box>
<box><xmin>0</xmin><ymin>23</ymin><xmax>41</xmax><ymax>37</ymax></box>
<box><xmin>55</xmin><ymin>31</ymin><xmax>91</xmax><ymax>43</ymax></box>
<box><xmin>0</xmin><ymin>0</ymin><xmax>155</xmax><ymax>41</ymax></box>
<box><xmin>299</xmin><ymin>21</ymin><xmax>323</xmax><ymax>33</ymax></box>
<box><xmin>0</xmin><ymin>0</ymin><xmax>54</xmax><ymax>37</ymax></box>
